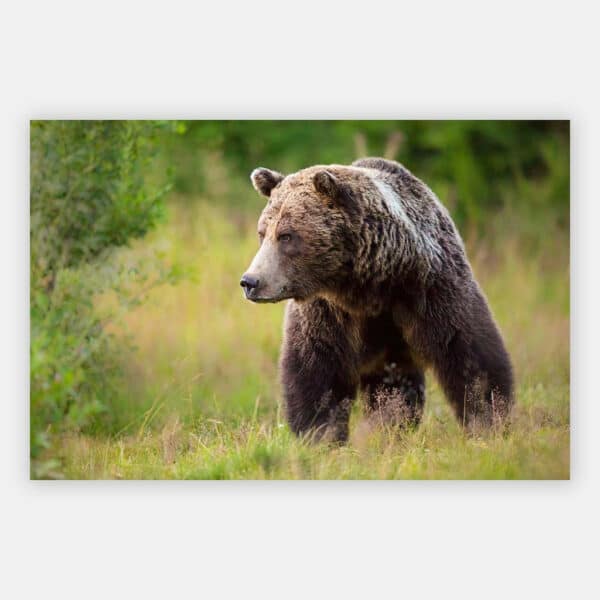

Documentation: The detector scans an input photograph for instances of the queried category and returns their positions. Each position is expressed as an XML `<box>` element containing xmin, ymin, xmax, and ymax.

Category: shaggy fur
<box><xmin>242</xmin><ymin>158</ymin><xmax>514</xmax><ymax>442</ymax></box>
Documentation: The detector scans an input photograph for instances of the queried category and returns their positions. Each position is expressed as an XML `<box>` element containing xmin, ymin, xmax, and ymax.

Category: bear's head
<box><xmin>240</xmin><ymin>166</ymin><xmax>361</xmax><ymax>303</ymax></box>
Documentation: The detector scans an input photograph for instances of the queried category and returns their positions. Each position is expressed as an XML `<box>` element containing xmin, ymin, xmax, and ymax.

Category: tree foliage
<box><xmin>170</xmin><ymin>120</ymin><xmax>569</xmax><ymax>230</ymax></box>
<box><xmin>31</xmin><ymin>120</ymin><xmax>169</xmax><ymax>278</ymax></box>
<box><xmin>30</xmin><ymin>121</ymin><xmax>175</xmax><ymax>474</ymax></box>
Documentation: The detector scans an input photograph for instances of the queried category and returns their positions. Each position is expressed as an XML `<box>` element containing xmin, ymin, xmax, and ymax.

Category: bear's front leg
<box><xmin>280</xmin><ymin>299</ymin><xmax>360</xmax><ymax>443</ymax></box>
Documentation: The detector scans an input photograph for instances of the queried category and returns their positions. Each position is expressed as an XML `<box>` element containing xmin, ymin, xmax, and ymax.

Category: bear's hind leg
<box><xmin>360</xmin><ymin>360</ymin><xmax>425</xmax><ymax>429</ymax></box>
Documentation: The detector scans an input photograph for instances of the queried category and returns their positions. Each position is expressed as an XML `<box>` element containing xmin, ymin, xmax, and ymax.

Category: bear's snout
<box><xmin>240</xmin><ymin>273</ymin><xmax>260</xmax><ymax>298</ymax></box>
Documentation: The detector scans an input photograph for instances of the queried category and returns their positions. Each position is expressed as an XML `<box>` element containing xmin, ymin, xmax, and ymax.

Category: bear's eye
<box><xmin>278</xmin><ymin>233</ymin><xmax>292</xmax><ymax>243</ymax></box>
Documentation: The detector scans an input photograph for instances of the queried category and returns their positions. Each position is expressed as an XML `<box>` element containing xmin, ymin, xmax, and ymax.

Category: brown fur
<box><xmin>242</xmin><ymin>158</ymin><xmax>514</xmax><ymax>442</ymax></box>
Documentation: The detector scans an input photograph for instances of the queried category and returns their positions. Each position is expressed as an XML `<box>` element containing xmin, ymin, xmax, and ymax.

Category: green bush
<box><xmin>31</xmin><ymin>121</ymin><xmax>170</xmax><ymax>276</ymax></box>
<box><xmin>30</xmin><ymin>121</ymin><xmax>177</xmax><ymax>475</ymax></box>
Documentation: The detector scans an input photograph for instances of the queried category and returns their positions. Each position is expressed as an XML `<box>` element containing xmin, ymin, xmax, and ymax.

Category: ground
<box><xmin>45</xmin><ymin>199</ymin><xmax>570</xmax><ymax>480</ymax></box>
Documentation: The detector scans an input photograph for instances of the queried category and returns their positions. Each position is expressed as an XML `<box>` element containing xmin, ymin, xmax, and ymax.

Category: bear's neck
<box><xmin>321</xmin><ymin>220</ymin><xmax>429</xmax><ymax>317</ymax></box>
<box><xmin>322</xmin><ymin>269</ymin><xmax>427</xmax><ymax>318</ymax></box>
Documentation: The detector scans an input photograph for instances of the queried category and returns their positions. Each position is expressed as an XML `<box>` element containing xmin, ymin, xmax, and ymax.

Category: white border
<box><xmin>2</xmin><ymin>1</ymin><xmax>598</xmax><ymax>598</ymax></box>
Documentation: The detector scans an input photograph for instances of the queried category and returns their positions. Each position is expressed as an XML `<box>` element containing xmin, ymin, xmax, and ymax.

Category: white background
<box><xmin>1</xmin><ymin>1</ymin><xmax>598</xmax><ymax>598</ymax></box>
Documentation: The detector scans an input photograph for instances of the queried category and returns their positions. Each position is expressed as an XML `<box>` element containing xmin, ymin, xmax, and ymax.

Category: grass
<box><xmin>47</xmin><ymin>198</ymin><xmax>570</xmax><ymax>480</ymax></box>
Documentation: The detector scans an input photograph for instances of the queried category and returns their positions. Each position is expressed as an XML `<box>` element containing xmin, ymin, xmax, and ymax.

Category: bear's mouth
<box><xmin>243</xmin><ymin>285</ymin><xmax>292</xmax><ymax>304</ymax></box>
<box><xmin>248</xmin><ymin>296</ymin><xmax>285</xmax><ymax>303</ymax></box>
<box><xmin>246</xmin><ymin>291</ymin><xmax>291</xmax><ymax>304</ymax></box>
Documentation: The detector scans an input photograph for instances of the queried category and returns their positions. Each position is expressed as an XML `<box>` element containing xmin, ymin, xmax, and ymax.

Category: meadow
<box><xmin>50</xmin><ymin>197</ymin><xmax>569</xmax><ymax>479</ymax></box>
<box><xmin>30</xmin><ymin>121</ymin><xmax>569</xmax><ymax>479</ymax></box>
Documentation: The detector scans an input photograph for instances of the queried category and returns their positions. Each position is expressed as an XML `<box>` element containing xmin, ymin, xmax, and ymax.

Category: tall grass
<box><xmin>45</xmin><ymin>193</ymin><xmax>569</xmax><ymax>479</ymax></box>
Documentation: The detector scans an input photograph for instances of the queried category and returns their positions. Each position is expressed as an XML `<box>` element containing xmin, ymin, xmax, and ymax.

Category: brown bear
<box><xmin>241</xmin><ymin>158</ymin><xmax>513</xmax><ymax>442</ymax></box>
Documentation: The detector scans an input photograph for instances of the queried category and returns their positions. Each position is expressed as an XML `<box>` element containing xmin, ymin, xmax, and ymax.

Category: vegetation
<box><xmin>30</xmin><ymin>121</ymin><xmax>182</xmax><ymax>476</ymax></box>
<box><xmin>30</xmin><ymin>121</ymin><xmax>570</xmax><ymax>479</ymax></box>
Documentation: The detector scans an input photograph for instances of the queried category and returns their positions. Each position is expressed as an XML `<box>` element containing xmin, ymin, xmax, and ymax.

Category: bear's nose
<box><xmin>240</xmin><ymin>274</ymin><xmax>260</xmax><ymax>291</ymax></box>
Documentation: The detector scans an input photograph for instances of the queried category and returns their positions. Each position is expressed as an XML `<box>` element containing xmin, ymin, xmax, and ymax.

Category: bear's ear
<box><xmin>312</xmin><ymin>170</ymin><xmax>340</xmax><ymax>198</ymax></box>
<box><xmin>250</xmin><ymin>167</ymin><xmax>285</xmax><ymax>198</ymax></box>
<box><xmin>313</xmin><ymin>170</ymin><xmax>354</xmax><ymax>206</ymax></box>
<box><xmin>313</xmin><ymin>170</ymin><xmax>360</xmax><ymax>217</ymax></box>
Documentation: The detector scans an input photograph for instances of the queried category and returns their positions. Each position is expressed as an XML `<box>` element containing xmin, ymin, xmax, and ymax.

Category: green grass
<box><xmin>55</xmin><ymin>384</ymin><xmax>569</xmax><ymax>480</ymax></box>
<box><xmin>43</xmin><ymin>199</ymin><xmax>570</xmax><ymax>480</ymax></box>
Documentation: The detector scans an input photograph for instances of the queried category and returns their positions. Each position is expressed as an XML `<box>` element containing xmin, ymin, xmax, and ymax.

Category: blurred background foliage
<box><xmin>30</xmin><ymin>120</ymin><xmax>569</xmax><ymax>478</ymax></box>
<box><xmin>167</xmin><ymin>120</ymin><xmax>569</xmax><ymax>232</ymax></box>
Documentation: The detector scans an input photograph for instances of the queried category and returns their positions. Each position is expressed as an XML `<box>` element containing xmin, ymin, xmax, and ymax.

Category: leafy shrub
<box><xmin>31</xmin><ymin>121</ymin><xmax>170</xmax><ymax>276</ymax></box>
<box><xmin>30</xmin><ymin>121</ymin><xmax>178</xmax><ymax>475</ymax></box>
